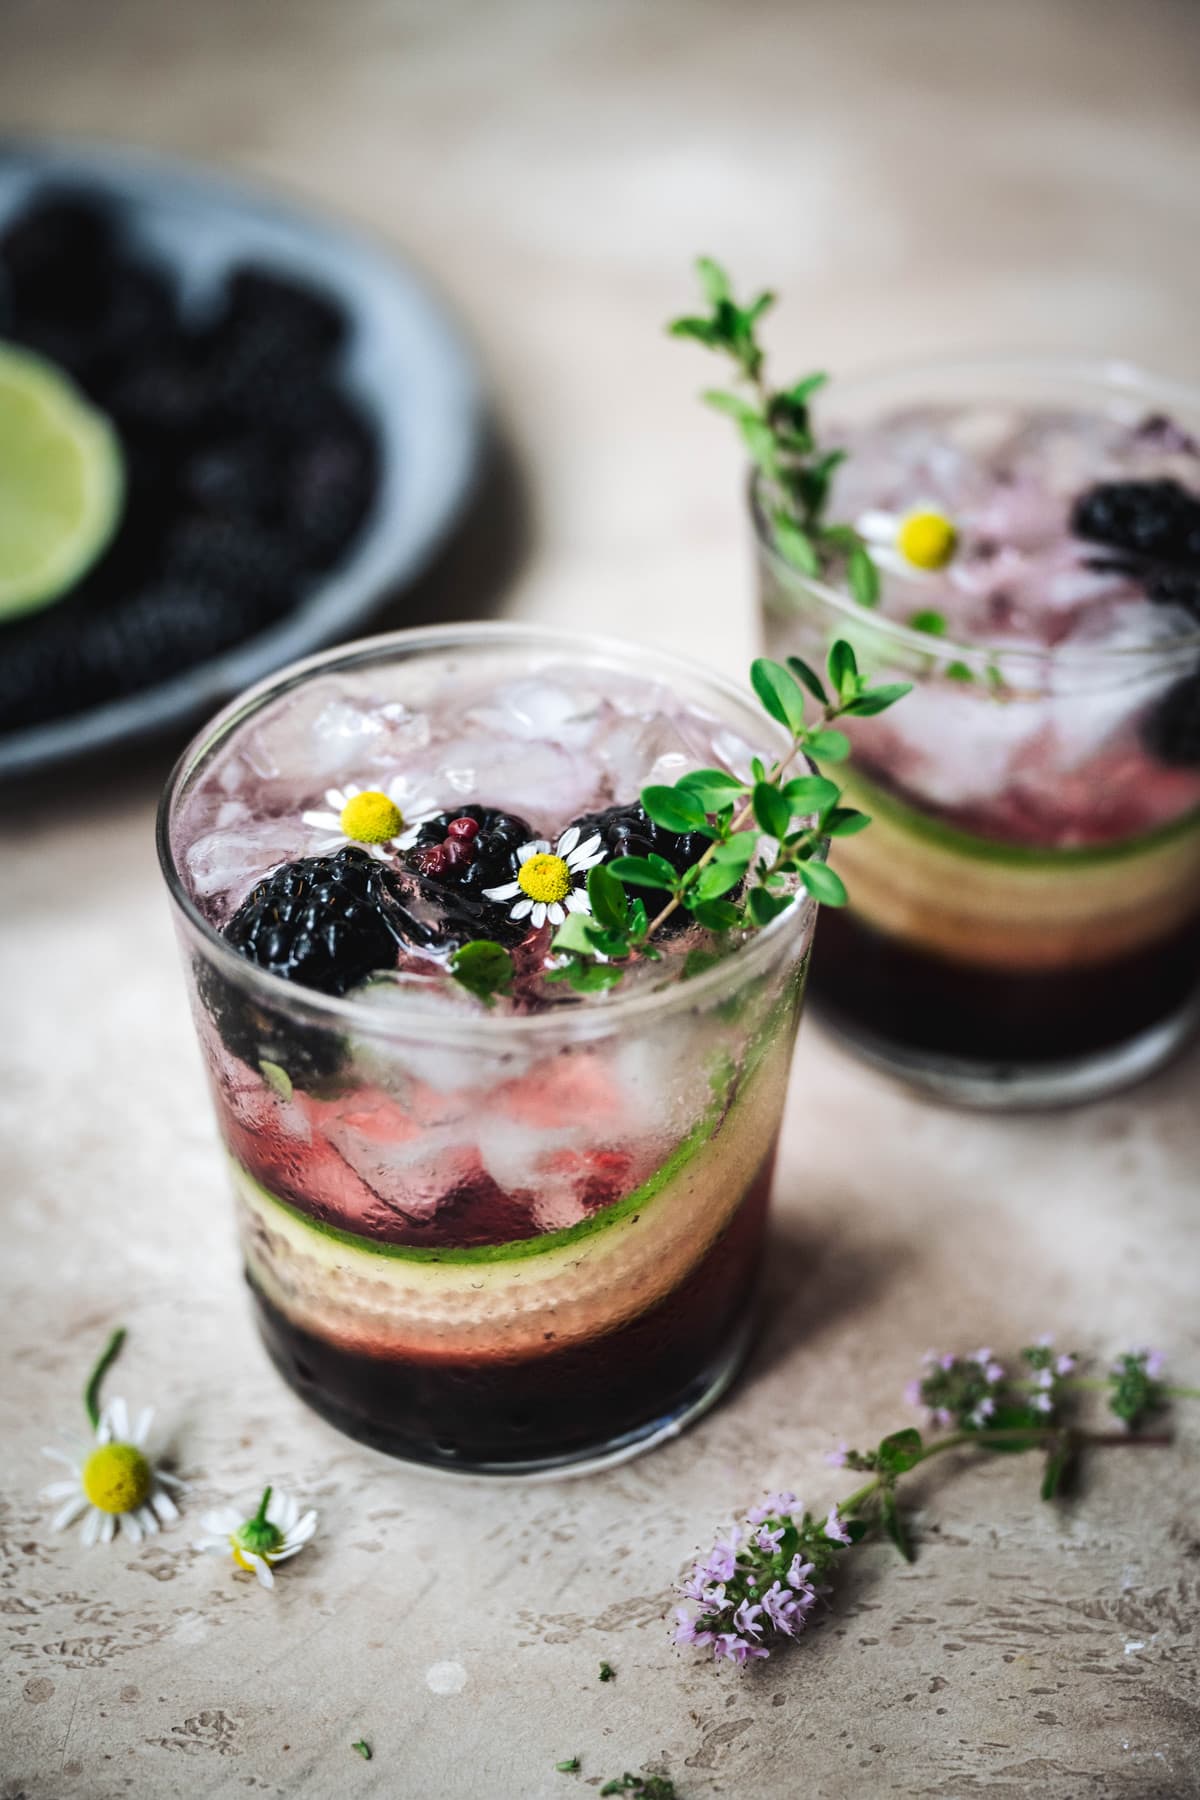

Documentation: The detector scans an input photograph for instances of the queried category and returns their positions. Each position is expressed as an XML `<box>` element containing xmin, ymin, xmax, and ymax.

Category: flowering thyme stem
<box><xmin>1016</xmin><ymin>1375</ymin><xmax>1200</xmax><ymax>1403</ymax></box>
<box><xmin>837</xmin><ymin>1424</ymin><xmax>1173</xmax><ymax>1518</ymax></box>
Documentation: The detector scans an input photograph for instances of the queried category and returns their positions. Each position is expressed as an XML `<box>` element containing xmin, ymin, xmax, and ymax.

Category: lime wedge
<box><xmin>0</xmin><ymin>341</ymin><xmax>125</xmax><ymax>622</ymax></box>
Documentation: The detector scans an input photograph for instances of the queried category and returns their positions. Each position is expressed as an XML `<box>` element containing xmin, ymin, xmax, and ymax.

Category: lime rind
<box><xmin>0</xmin><ymin>341</ymin><xmax>126</xmax><ymax>622</ymax></box>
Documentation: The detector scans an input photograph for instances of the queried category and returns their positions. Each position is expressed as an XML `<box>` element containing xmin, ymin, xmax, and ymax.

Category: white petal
<box><xmin>99</xmin><ymin>1513</ymin><xmax>117</xmax><ymax>1545</ymax></box>
<box><xmin>81</xmin><ymin>1509</ymin><xmax>101</xmax><ymax>1547</ymax></box>
<box><xmin>150</xmin><ymin>1489</ymin><xmax>179</xmax><ymax>1525</ymax></box>
<box><xmin>41</xmin><ymin>1446</ymin><xmax>77</xmax><ymax>1469</ymax></box>
<box><xmin>52</xmin><ymin>1495</ymin><xmax>88</xmax><ymax>1532</ymax></box>
<box><xmin>856</xmin><ymin>508</ymin><xmax>898</xmax><ymax>544</ymax></box>
<box><xmin>565</xmin><ymin>889</ymin><xmax>592</xmax><ymax>914</ymax></box>
<box><xmin>482</xmin><ymin>881</ymin><xmax>522</xmax><ymax>901</ymax></box>
<box><xmin>107</xmin><ymin>1397</ymin><xmax>129</xmax><ymax>1441</ymax></box>
<box><xmin>137</xmin><ymin>1506</ymin><xmax>160</xmax><ymax>1536</ymax></box>
<box><xmin>122</xmin><ymin>1512</ymin><xmax>143</xmax><ymax>1545</ymax></box>
<box><xmin>41</xmin><ymin>1479</ymin><xmax>80</xmax><ymax>1500</ymax></box>
<box><xmin>393</xmin><ymin>825</ymin><xmax>423</xmax><ymax>850</ymax></box>
<box><xmin>270</xmin><ymin>1541</ymin><xmax>306</xmax><ymax>1563</ymax></box>
<box><xmin>156</xmin><ymin>1470</ymin><xmax>187</xmax><ymax>1491</ymax></box>
<box><xmin>290</xmin><ymin>1511</ymin><xmax>318</xmax><ymax>1544</ymax></box>
<box><xmin>531</xmin><ymin>902</ymin><xmax>548</xmax><ymax>929</ymax></box>
<box><xmin>516</xmin><ymin>840</ymin><xmax>549</xmax><ymax>864</ymax></box>
<box><xmin>249</xmin><ymin>1553</ymin><xmax>275</xmax><ymax>1590</ymax></box>
<box><xmin>313</xmin><ymin>835</ymin><xmax>349</xmax><ymax>854</ymax></box>
<box><xmin>279</xmin><ymin>1494</ymin><xmax>300</xmax><ymax>1533</ymax></box>
<box><xmin>302</xmin><ymin>810</ymin><xmax>341</xmax><ymax>831</ymax></box>
<box><xmin>324</xmin><ymin>788</ymin><xmax>349</xmax><ymax>811</ymax></box>
<box><xmin>96</xmin><ymin>1415</ymin><xmax>113</xmax><ymax>1445</ymax></box>
<box><xmin>547</xmin><ymin>903</ymin><xmax>565</xmax><ymax>925</ymax></box>
<box><xmin>364</xmin><ymin>844</ymin><xmax>390</xmax><ymax>863</ymax></box>
<box><xmin>133</xmin><ymin>1407</ymin><xmax>154</xmax><ymax>1448</ymax></box>
<box><xmin>195</xmin><ymin>1535</ymin><xmax>229</xmax><ymax>1555</ymax></box>
<box><xmin>566</xmin><ymin>832</ymin><xmax>604</xmax><ymax>868</ymax></box>
<box><xmin>510</xmin><ymin>898</ymin><xmax>534</xmax><ymax>921</ymax></box>
<box><xmin>556</xmin><ymin>825</ymin><xmax>581</xmax><ymax>857</ymax></box>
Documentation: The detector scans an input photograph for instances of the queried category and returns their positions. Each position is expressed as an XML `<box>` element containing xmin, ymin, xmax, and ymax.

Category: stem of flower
<box><xmin>84</xmin><ymin>1326</ymin><xmax>127</xmax><ymax>1430</ymax></box>
<box><xmin>1020</xmin><ymin>1375</ymin><xmax>1200</xmax><ymax>1403</ymax></box>
<box><xmin>254</xmin><ymin>1485</ymin><xmax>273</xmax><ymax>1527</ymax></box>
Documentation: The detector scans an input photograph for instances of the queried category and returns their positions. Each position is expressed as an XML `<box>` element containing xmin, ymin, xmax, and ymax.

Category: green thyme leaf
<box><xmin>799</xmin><ymin>861</ymin><xmax>848</xmax><ymax>906</ymax></box>
<box><xmin>449</xmin><ymin>940</ymin><xmax>514</xmax><ymax>1005</ymax></box>
<box><xmin>772</xmin><ymin>510</ymin><xmax>821</xmax><ymax>575</ymax></box>
<box><xmin>695</xmin><ymin>256</ymin><xmax>731</xmax><ymax>303</ymax></box>
<box><xmin>351</xmin><ymin>1740</ymin><xmax>372</xmax><ymax>1761</ymax></box>
<box><xmin>827</xmin><ymin>638</ymin><xmax>859</xmax><ymax>699</ymax></box>
<box><xmin>944</xmin><ymin>660</ymin><xmax>975</xmax><ymax>682</ymax></box>
<box><xmin>750</xmin><ymin>657</ymin><xmax>809</xmax><ymax>735</ymax></box>
<box><xmin>712</xmin><ymin>831</ymin><xmax>759</xmax><ymax>867</ymax></box>
<box><xmin>804</xmin><ymin>727</ymin><xmax>851</xmax><ymax>762</ymax></box>
<box><xmin>908</xmin><ymin>608</ymin><xmax>947</xmax><ymax>635</ymax></box>
<box><xmin>784</xmin><ymin>371</ymin><xmax>828</xmax><ymax>405</ymax></box>
<box><xmin>588</xmin><ymin>863</ymin><xmax>630</xmax><ymax>933</ymax></box>
<box><xmin>556</xmin><ymin>1757</ymin><xmax>581</xmax><ymax>1773</ymax></box>
<box><xmin>752</xmin><ymin>779</ymin><xmax>792</xmax><ymax>839</ymax></box>
<box><xmin>608</xmin><ymin>855</ymin><xmax>678</xmax><ymax>892</ymax></box>
<box><xmin>881</xmin><ymin>1490</ymin><xmax>915</xmax><ymax>1563</ymax></box>
<box><xmin>782</xmin><ymin>774</ymin><xmax>840</xmax><ymax>812</ymax></box>
<box><xmin>668</xmin><ymin>314</ymin><xmax>720</xmax><ymax>346</ymax></box>
<box><xmin>876</xmin><ymin>1427</ymin><xmax>923</xmax><ymax>1474</ymax></box>
<box><xmin>786</xmin><ymin>654</ymin><xmax>828</xmax><ymax>704</ymax></box>
<box><xmin>598</xmin><ymin>1661</ymin><xmax>616</xmax><ymax>1681</ymax></box>
<box><xmin>702</xmin><ymin>388</ymin><xmax>760</xmax><ymax>425</ymax></box>
<box><xmin>824</xmin><ymin>806</ymin><xmax>871</xmax><ymax>836</ymax></box>
<box><xmin>689</xmin><ymin>897</ymin><xmax>742</xmax><ymax>932</ymax></box>
<box><xmin>847</xmin><ymin>542</ymin><xmax>881</xmax><ymax>607</ymax></box>
<box><xmin>747</xmin><ymin>886</ymin><xmax>791</xmax><ymax>926</ymax></box>
<box><xmin>565</xmin><ymin>960</ymin><xmax>625</xmax><ymax>993</ymax></box>
<box><xmin>840</xmin><ymin>682</ymin><xmax>913</xmax><ymax>716</ymax></box>
<box><xmin>641</xmin><ymin>785</ymin><xmax>709</xmax><ymax>834</ymax></box>
<box><xmin>695</xmin><ymin>860</ymin><xmax>745</xmax><ymax>900</ymax></box>
<box><xmin>677</xmin><ymin>767</ymin><xmax>748</xmax><ymax>809</ymax></box>
<box><xmin>551</xmin><ymin>912</ymin><xmax>602</xmax><ymax>956</ymax></box>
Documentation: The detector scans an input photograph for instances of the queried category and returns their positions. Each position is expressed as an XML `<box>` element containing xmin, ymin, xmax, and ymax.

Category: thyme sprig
<box><xmin>670</xmin><ymin>256</ymin><xmax>880</xmax><ymax>605</ymax></box>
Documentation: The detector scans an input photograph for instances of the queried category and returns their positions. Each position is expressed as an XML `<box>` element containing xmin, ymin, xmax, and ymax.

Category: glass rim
<box><xmin>157</xmin><ymin>620</ymin><xmax>820</xmax><ymax>1048</ymax></box>
<box><xmin>750</xmin><ymin>351</ymin><xmax>1200</xmax><ymax>670</ymax></box>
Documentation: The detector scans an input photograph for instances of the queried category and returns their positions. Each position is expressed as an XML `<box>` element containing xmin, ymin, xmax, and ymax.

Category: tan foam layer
<box><xmin>833</xmin><ymin>773</ymin><xmax>1200</xmax><ymax>972</ymax></box>
<box><xmin>234</xmin><ymin>1025</ymin><xmax>791</xmax><ymax>1362</ymax></box>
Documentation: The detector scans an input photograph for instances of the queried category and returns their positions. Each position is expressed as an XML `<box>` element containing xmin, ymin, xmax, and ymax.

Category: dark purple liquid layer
<box><xmin>252</xmin><ymin>1149</ymin><xmax>776</xmax><ymax>1470</ymax></box>
<box><xmin>810</xmin><ymin>908</ymin><xmax>1200</xmax><ymax>1065</ymax></box>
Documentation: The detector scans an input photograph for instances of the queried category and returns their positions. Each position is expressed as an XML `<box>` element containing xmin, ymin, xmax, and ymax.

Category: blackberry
<box><xmin>179</xmin><ymin>437</ymin><xmax>285</xmax><ymax>522</ymax></box>
<box><xmin>207</xmin><ymin>848</ymin><xmax>407</xmax><ymax>1081</ymax></box>
<box><xmin>566</xmin><ymin>801</ymin><xmax>712</xmax><ymax>933</ymax></box>
<box><xmin>220</xmin><ymin>266</ymin><xmax>348</xmax><ymax>357</ymax></box>
<box><xmin>1141</xmin><ymin>673</ymin><xmax>1200</xmax><ymax>767</ymax></box>
<box><xmin>163</xmin><ymin>517</ymin><xmax>299</xmax><ymax>624</ymax></box>
<box><xmin>106</xmin><ymin>349</ymin><xmax>212</xmax><ymax>442</ymax></box>
<box><xmin>286</xmin><ymin>407</ymin><xmax>379</xmax><ymax>566</ymax></box>
<box><xmin>1071</xmin><ymin>479</ymin><xmax>1200</xmax><ymax>567</ymax></box>
<box><xmin>0</xmin><ymin>189</ymin><xmax>115</xmax><ymax>321</ymax></box>
<box><xmin>400</xmin><ymin>806</ymin><xmax>536</xmax><ymax>947</ymax></box>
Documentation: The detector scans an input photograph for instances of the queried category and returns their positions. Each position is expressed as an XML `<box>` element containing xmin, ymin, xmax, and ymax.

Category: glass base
<box><xmin>256</xmin><ymin>1301</ymin><xmax>756</xmax><ymax>1481</ymax></box>
<box><xmin>817</xmin><ymin>995</ymin><xmax>1200</xmax><ymax>1110</ymax></box>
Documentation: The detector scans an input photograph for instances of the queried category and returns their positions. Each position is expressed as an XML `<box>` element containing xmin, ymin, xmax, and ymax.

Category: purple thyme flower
<box><xmin>969</xmin><ymin>1396</ymin><xmax>996</xmax><ymax>1426</ymax></box>
<box><xmin>825</xmin><ymin>1441</ymin><xmax>850</xmax><ymax>1468</ymax></box>
<box><xmin>713</xmin><ymin>1632</ymin><xmax>769</xmax><ymax>1666</ymax></box>
<box><xmin>1143</xmin><ymin>1349</ymin><xmax>1166</xmax><ymax>1379</ymax></box>
<box><xmin>1032</xmin><ymin>1391</ymin><xmax>1054</xmax><ymax>1414</ymax></box>
<box><xmin>1055</xmin><ymin>1353</ymin><xmax>1077</xmax><ymax>1377</ymax></box>
<box><xmin>732</xmin><ymin>1597</ymin><xmax>764</xmax><ymax>1640</ymax></box>
<box><xmin>746</xmin><ymin>1491</ymin><xmax>796</xmax><ymax>1524</ymax></box>
<box><xmin>904</xmin><ymin>1379</ymin><xmax>922</xmax><ymax>1408</ymax></box>
<box><xmin>1036</xmin><ymin>1368</ymin><xmax>1054</xmax><ymax>1390</ymax></box>
<box><xmin>754</xmin><ymin>1523</ymin><xmax>785</xmax><ymax>1553</ymax></box>
<box><xmin>823</xmin><ymin>1506</ymin><xmax>852</xmax><ymax>1546</ymax></box>
<box><xmin>703</xmin><ymin>1527</ymin><xmax>743</xmax><ymax>1583</ymax></box>
<box><xmin>787</xmin><ymin>1553</ymin><xmax>815</xmax><ymax>1589</ymax></box>
<box><xmin>760</xmin><ymin>1579</ymin><xmax>814</xmax><ymax>1637</ymax></box>
<box><xmin>673</xmin><ymin>1607</ymin><xmax>715</xmax><ymax>1648</ymax></box>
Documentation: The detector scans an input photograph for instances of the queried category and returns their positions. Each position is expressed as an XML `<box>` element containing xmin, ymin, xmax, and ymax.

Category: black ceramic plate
<box><xmin>0</xmin><ymin>138</ymin><xmax>483</xmax><ymax>778</ymax></box>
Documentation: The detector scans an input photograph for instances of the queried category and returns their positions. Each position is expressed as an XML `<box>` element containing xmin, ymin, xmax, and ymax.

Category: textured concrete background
<box><xmin>2</xmin><ymin>3</ymin><xmax>1199</xmax><ymax>1796</ymax></box>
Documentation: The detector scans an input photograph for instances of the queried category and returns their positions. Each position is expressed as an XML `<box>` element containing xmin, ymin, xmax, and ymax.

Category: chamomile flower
<box><xmin>301</xmin><ymin>778</ymin><xmax>439</xmax><ymax>862</ymax></box>
<box><xmin>482</xmin><ymin>825</ymin><xmax>607</xmax><ymax>929</ymax></box>
<box><xmin>195</xmin><ymin>1485</ymin><xmax>317</xmax><ymax>1590</ymax></box>
<box><xmin>857</xmin><ymin>507</ymin><xmax>959</xmax><ymax>578</ymax></box>
<box><xmin>41</xmin><ymin>1396</ymin><xmax>184</xmax><ymax>1547</ymax></box>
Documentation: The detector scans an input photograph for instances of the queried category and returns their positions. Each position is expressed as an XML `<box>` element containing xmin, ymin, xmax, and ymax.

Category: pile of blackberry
<box><xmin>0</xmin><ymin>185</ymin><xmax>379</xmax><ymax>734</ymax></box>
<box><xmin>1071</xmin><ymin>474</ymin><xmax>1200</xmax><ymax>765</ymax></box>
<box><xmin>400</xmin><ymin>806</ymin><xmax>538</xmax><ymax>947</ymax></box>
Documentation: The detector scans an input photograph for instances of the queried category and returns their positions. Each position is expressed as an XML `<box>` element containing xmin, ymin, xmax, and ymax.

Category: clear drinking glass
<box><xmin>158</xmin><ymin>625</ymin><xmax>820</xmax><ymax>1475</ymax></box>
<box><xmin>755</xmin><ymin>358</ymin><xmax>1200</xmax><ymax>1107</ymax></box>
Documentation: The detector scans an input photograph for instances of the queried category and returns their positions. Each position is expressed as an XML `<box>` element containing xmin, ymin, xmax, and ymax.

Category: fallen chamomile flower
<box><xmin>41</xmin><ymin>1396</ymin><xmax>184</xmax><ymax>1547</ymax></box>
<box><xmin>196</xmin><ymin>1484</ymin><xmax>317</xmax><ymax>1589</ymax></box>
<box><xmin>302</xmin><ymin>778</ymin><xmax>439</xmax><ymax>861</ymax></box>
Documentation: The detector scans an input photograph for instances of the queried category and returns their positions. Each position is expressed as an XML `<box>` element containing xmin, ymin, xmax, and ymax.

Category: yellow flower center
<box><xmin>339</xmin><ymin>790</ymin><xmax>402</xmax><ymax>844</ymax></box>
<box><xmin>897</xmin><ymin>511</ymin><xmax>958</xmax><ymax>571</ymax></box>
<box><xmin>517</xmin><ymin>852</ymin><xmax>572</xmax><ymax>904</ymax></box>
<box><xmin>81</xmin><ymin>1442</ymin><xmax>152</xmax><ymax>1515</ymax></box>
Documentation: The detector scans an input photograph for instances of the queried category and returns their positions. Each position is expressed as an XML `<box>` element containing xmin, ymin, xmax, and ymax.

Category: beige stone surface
<box><xmin>2</xmin><ymin>3</ymin><xmax>1199</xmax><ymax>1796</ymax></box>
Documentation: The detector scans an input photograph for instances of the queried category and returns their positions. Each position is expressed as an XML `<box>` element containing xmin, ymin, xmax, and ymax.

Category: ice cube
<box><xmin>184</xmin><ymin>819</ymin><xmax>308</xmax><ymax>902</ymax></box>
<box><xmin>309</xmin><ymin>695</ymin><xmax>432</xmax><ymax>777</ymax></box>
<box><xmin>465</xmin><ymin>677</ymin><xmax>604</xmax><ymax>748</ymax></box>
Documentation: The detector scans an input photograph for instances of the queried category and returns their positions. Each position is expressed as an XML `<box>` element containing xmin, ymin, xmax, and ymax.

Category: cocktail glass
<box><xmin>754</xmin><ymin>358</ymin><xmax>1200</xmax><ymax>1107</ymax></box>
<box><xmin>158</xmin><ymin>625</ymin><xmax>820</xmax><ymax>1474</ymax></box>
